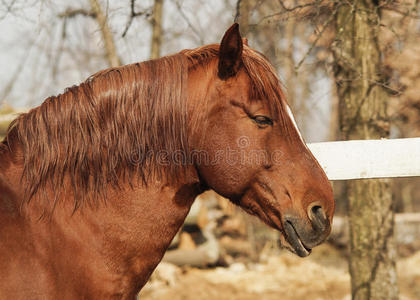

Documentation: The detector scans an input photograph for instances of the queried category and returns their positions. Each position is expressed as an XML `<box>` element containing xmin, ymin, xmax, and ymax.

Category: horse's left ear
<box><xmin>218</xmin><ymin>23</ymin><xmax>243</xmax><ymax>80</ymax></box>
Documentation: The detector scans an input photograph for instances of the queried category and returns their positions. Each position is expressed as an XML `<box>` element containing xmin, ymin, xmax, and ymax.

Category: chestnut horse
<box><xmin>0</xmin><ymin>24</ymin><xmax>334</xmax><ymax>299</ymax></box>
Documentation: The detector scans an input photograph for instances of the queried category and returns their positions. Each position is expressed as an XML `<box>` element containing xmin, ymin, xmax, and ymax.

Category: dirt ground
<box><xmin>139</xmin><ymin>244</ymin><xmax>420</xmax><ymax>300</ymax></box>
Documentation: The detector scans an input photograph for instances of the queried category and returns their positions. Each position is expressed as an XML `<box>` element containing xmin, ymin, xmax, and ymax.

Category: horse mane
<box><xmin>1</xmin><ymin>43</ymin><xmax>290</xmax><ymax>209</ymax></box>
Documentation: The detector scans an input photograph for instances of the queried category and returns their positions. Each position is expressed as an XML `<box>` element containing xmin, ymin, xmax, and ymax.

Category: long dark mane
<box><xmin>1</xmin><ymin>44</ymin><xmax>290</xmax><ymax>208</ymax></box>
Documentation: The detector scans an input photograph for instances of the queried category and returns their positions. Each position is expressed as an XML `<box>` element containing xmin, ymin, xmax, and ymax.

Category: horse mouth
<box><xmin>239</xmin><ymin>189</ymin><xmax>312</xmax><ymax>257</ymax></box>
<box><xmin>283</xmin><ymin>221</ymin><xmax>312</xmax><ymax>257</ymax></box>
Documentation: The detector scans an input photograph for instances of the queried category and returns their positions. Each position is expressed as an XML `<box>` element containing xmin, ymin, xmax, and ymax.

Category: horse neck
<box><xmin>68</xmin><ymin>179</ymin><xmax>202</xmax><ymax>291</ymax></box>
<box><xmin>1</xmin><ymin>146</ymin><xmax>202</xmax><ymax>294</ymax></box>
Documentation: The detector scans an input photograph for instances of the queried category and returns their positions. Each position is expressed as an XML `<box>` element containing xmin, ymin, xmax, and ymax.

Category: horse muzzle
<box><xmin>282</xmin><ymin>205</ymin><xmax>331</xmax><ymax>257</ymax></box>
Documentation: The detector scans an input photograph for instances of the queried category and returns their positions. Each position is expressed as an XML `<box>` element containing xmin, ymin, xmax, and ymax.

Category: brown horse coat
<box><xmin>0</xmin><ymin>24</ymin><xmax>334</xmax><ymax>299</ymax></box>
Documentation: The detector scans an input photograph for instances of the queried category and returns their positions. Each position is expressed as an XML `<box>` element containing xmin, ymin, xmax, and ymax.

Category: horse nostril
<box><xmin>311</xmin><ymin>205</ymin><xmax>323</xmax><ymax>217</ymax></box>
<box><xmin>307</xmin><ymin>203</ymin><xmax>328</xmax><ymax>233</ymax></box>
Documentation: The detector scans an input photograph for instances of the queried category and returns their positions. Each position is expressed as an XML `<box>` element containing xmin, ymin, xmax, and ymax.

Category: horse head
<box><xmin>189</xmin><ymin>24</ymin><xmax>334</xmax><ymax>257</ymax></box>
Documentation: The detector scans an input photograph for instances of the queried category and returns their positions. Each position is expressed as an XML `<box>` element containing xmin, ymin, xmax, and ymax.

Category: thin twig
<box><xmin>174</xmin><ymin>0</ymin><xmax>204</xmax><ymax>45</ymax></box>
<box><xmin>234</xmin><ymin>0</ymin><xmax>242</xmax><ymax>22</ymax></box>
<box><xmin>277</xmin><ymin>0</ymin><xmax>319</xmax><ymax>12</ymax></box>
<box><xmin>0</xmin><ymin>0</ymin><xmax>17</xmax><ymax>20</ymax></box>
<box><xmin>0</xmin><ymin>41</ymin><xmax>34</xmax><ymax>101</ymax></box>
<box><xmin>58</xmin><ymin>8</ymin><xmax>96</xmax><ymax>19</ymax></box>
<box><xmin>382</xmin><ymin>4</ymin><xmax>420</xmax><ymax>19</ymax></box>
<box><xmin>89</xmin><ymin>0</ymin><xmax>121</xmax><ymax>67</ymax></box>
<box><xmin>294</xmin><ymin>3</ymin><xmax>340</xmax><ymax>72</ymax></box>
<box><xmin>122</xmin><ymin>0</ymin><xmax>151</xmax><ymax>38</ymax></box>
<box><xmin>255</xmin><ymin>0</ymin><xmax>319</xmax><ymax>24</ymax></box>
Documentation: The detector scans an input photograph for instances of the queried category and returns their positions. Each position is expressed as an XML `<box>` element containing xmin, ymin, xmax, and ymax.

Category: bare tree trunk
<box><xmin>89</xmin><ymin>0</ymin><xmax>121</xmax><ymax>67</ymax></box>
<box><xmin>333</xmin><ymin>1</ymin><xmax>398</xmax><ymax>300</ymax></box>
<box><xmin>329</xmin><ymin>79</ymin><xmax>339</xmax><ymax>141</ymax></box>
<box><xmin>150</xmin><ymin>0</ymin><xmax>164</xmax><ymax>59</ymax></box>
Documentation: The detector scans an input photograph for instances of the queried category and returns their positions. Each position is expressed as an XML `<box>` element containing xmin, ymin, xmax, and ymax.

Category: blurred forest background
<box><xmin>1</xmin><ymin>0</ymin><xmax>420</xmax><ymax>299</ymax></box>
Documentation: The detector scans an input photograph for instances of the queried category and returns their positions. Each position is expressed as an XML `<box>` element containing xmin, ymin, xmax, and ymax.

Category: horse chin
<box><xmin>279</xmin><ymin>224</ymin><xmax>312</xmax><ymax>258</ymax></box>
<box><xmin>287</xmin><ymin>239</ymin><xmax>312</xmax><ymax>258</ymax></box>
<box><xmin>237</xmin><ymin>191</ymin><xmax>312</xmax><ymax>257</ymax></box>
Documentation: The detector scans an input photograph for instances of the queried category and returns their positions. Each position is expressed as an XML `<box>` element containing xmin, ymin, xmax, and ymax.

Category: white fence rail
<box><xmin>0</xmin><ymin>114</ymin><xmax>17</xmax><ymax>124</ymax></box>
<box><xmin>308</xmin><ymin>138</ymin><xmax>420</xmax><ymax>180</ymax></box>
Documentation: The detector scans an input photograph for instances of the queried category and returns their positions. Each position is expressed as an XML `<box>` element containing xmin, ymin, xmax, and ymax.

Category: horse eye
<box><xmin>253</xmin><ymin>115</ymin><xmax>273</xmax><ymax>126</ymax></box>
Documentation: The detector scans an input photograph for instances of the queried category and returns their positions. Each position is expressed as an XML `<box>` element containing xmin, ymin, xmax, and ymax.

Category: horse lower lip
<box><xmin>284</xmin><ymin>221</ymin><xmax>312</xmax><ymax>257</ymax></box>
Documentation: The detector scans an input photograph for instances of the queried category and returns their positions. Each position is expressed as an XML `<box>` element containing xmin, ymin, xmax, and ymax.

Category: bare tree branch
<box><xmin>294</xmin><ymin>3</ymin><xmax>340</xmax><ymax>72</ymax></box>
<box><xmin>150</xmin><ymin>0</ymin><xmax>163</xmax><ymax>59</ymax></box>
<box><xmin>60</xmin><ymin>1</ymin><xmax>122</xmax><ymax>67</ymax></box>
<box><xmin>0</xmin><ymin>45</ymin><xmax>32</xmax><ymax>101</ymax></box>
<box><xmin>234</xmin><ymin>0</ymin><xmax>242</xmax><ymax>22</ymax></box>
<box><xmin>51</xmin><ymin>17</ymin><xmax>68</xmax><ymax>81</ymax></box>
<box><xmin>382</xmin><ymin>3</ymin><xmax>420</xmax><ymax>19</ymax></box>
<box><xmin>122</xmin><ymin>0</ymin><xmax>151</xmax><ymax>38</ymax></box>
<box><xmin>277</xmin><ymin>0</ymin><xmax>319</xmax><ymax>12</ymax></box>
<box><xmin>254</xmin><ymin>0</ymin><xmax>333</xmax><ymax>25</ymax></box>
<box><xmin>174</xmin><ymin>1</ymin><xmax>204</xmax><ymax>45</ymax></box>
<box><xmin>89</xmin><ymin>0</ymin><xmax>121</xmax><ymax>67</ymax></box>
<box><xmin>0</xmin><ymin>0</ymin><xmax>17</xmax><ymax>20</ymax></box>
<box><xmin>58</xmin><ymin>8</ymin><xmax>96</xmax><ymax>19</ymax></box>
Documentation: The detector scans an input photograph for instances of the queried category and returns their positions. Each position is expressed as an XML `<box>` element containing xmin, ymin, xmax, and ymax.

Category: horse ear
<box><xmin>218</xmin><ymin>23</ymin><xmax>243</xmax><ymax>80</ymax></box>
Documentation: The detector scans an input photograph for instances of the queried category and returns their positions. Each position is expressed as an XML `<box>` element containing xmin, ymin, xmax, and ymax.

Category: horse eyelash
<box><xmin>229</xmin><ymin>100</ymin><xmax>273</xmax><ymax>127</ymax></box>
<box><xmin>252</xmin><ymin>115</ymin><xmax>273</xmax><ymax>126</ymax></box>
